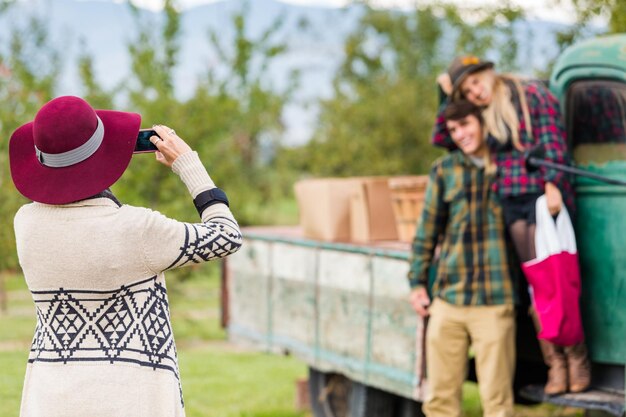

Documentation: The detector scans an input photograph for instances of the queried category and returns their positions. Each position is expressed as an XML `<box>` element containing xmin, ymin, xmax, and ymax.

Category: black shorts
<box><xmin>500</xmin><ymin>193</ymin><xmax>542</xmax><ymax>227</ymax></box>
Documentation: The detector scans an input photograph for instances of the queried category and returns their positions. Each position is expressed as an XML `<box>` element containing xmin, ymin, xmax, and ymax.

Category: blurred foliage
<box><xmin>113</xmin><ymin>0</ymin><xmax>297</xmax><ymax>230</ymax></box>
<box><xmin>295</xmin><ymin>2</ymin><xmax>523</xmax><ymax>177</ymax></box>
<box><xmin>0</xmin><ymin>12</ymin><xmax>59</xmax><ymax>271</ymax></box>
<box><xmin>555</xmin><ymin>0</ymin><xmax>626</xmax><ymax>51</ymax></box>
<box><xmin>111</xmin><ymin>0</ymin><xmax>189</xmax><ymax>219</ymax></box>
<box><xmin>0</xmin><ymin>0</ymin><xmax>614</xmax><ymax>272</ymax></box>
<box><xmin>193</xmin><ymin>0</ymin><xmax>298</xmax><ymax>224</ymax></box>
<box><xmin>0</xmin><ymin>0</ymin><xmax>296</xmax><ymax>271</ymax></box>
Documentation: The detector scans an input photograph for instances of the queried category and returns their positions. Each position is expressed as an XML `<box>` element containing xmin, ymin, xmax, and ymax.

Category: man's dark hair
<box><xmin>444</xmin><ymin>99</ymin><xmax>483</xmax><ymax>124</ymax></box>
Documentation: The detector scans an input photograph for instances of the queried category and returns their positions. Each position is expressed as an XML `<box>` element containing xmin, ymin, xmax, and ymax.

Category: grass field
<box><xmin>0</xmin><ymin>269</ymin><xmax>582</xmax><ymax>417</ymax></box>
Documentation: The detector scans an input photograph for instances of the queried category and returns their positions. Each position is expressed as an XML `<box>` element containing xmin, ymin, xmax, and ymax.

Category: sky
<box><xmin>117</xmin><ymin>0</ymin><xmax>580</xmax><ymax>24</ymax></box>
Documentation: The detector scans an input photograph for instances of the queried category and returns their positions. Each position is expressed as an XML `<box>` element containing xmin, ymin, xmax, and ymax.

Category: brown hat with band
<box><xmin>447</xmin><ymin>55</ymin><xmax>494</xmax><ymax>97</ymax></box>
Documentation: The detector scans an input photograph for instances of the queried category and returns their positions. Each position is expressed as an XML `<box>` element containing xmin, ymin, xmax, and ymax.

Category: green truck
<box><xmin>223</xmin><ymin>34</ymin><xmax>626</xmax><ymax>417</ymax></box>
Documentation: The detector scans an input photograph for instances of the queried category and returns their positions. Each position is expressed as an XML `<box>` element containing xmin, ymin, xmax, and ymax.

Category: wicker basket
<box><xmin>388</xmin><ymin>176</ymin><xmax>429</xmax><ymax>242</ymax></box>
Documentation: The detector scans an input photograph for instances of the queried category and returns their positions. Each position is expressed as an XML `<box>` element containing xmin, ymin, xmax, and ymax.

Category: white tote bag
<box><xmin>532</xmin><ymin>195</ymin><xmax>577</xmax><ymax>263</ymax></box>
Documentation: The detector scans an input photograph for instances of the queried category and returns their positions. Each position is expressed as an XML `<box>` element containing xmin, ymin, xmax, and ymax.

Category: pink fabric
<box><xmin>522</xmin><ymin>251</ymin><xmax>584</xmax><ymax>346</ymax></box>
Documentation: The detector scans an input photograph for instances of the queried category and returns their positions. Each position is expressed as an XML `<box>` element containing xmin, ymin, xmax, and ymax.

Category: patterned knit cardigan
<box><xmin>14</xmin><ymin>151</ymin><xmax>243</xmax><ymax>417</ymax></box>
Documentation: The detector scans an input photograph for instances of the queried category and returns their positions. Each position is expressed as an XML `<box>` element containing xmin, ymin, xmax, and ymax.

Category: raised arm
<box><xmin>139</xmin><ymin>126</ymin><xmax>243</xmax><ymax>273</ymax></box>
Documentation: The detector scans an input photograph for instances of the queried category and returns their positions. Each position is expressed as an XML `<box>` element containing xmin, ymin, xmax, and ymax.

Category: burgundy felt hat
<box><xmin>9</xmin><ymin>96</ymin><xmax>141</xmax><ymax>204</ymax></box>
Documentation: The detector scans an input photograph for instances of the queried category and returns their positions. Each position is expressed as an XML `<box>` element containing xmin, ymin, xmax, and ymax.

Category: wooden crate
<box><xmin>388</xmin><ymin>176</ymin><xmax>429</xmax><ymax>243</ymax></box>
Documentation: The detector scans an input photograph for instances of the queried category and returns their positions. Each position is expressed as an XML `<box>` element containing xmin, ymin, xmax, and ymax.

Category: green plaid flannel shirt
<box><xmin>408</xmin><ymin>151</ymin><xmax>516</xmax><ymax>306</ymax></box>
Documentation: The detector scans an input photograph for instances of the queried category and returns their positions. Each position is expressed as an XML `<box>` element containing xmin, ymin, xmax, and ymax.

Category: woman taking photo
<box><xmin>9</xmin><ymin>95</ymin><xmax>243</xmax><ymax>416</ymax></box>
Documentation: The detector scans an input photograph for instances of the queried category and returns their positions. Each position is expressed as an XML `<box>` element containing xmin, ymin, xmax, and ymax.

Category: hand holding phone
<box><xmin>134</xmin><ymin>129</ymin><xmax>160</xmax><ymax>153</ymax></box>
<box><xmin>151</xmin><ymin>125</ymin><xmax>193</xmax><ymax>168</ymax></box>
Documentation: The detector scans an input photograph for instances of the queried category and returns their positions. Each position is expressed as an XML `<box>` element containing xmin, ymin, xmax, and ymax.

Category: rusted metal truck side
<box><xmin>225</xmin><ymin>228</ymin><xmax>425</xmax><ymax>416</ymax></box>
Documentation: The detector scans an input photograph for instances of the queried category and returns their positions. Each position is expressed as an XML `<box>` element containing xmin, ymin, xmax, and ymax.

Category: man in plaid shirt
<box><xmin>409</xmin><ymin>100</ymin><xmax>517</xmax><ymax>417</ymax></box>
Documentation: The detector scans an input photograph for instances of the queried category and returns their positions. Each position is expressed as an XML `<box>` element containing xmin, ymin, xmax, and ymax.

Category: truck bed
<box><xmin>225</xmin><ymin>226</ymin><xmax>426</xmax><ymax>401</ymax></box>
<box><xmin>242</xmin><ymin>226</ymin><xmax>412</xmax><ymax>253</ymax></box>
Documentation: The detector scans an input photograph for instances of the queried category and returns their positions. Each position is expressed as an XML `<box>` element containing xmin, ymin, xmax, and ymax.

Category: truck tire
<box><xmin>584</xmin><ymin>412</ymin><xmax>619</xmax><ymax>417</ymax></box>
<box><xmin>309</xmin><ymin>367</ymin><xmax>414</xmax><ymax>417</ymax></box>
<box><xmin>348</xmin><ymin>380</ymin><xmax>396</xmax><ymax>417</ymax></box>
<box><xmin>309</xmin><ymin>367</ymin><xmax>351</xmax><ymax>417</ymax></box>
<box><xmin>395</xmin><ymin>398</ymin><xmax>426</xmax><ymax>417</ymax></box>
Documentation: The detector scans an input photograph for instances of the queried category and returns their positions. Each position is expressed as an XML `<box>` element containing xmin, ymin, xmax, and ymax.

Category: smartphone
<box><xmin>134</xmin><ymin>129</ymin><xmax>159</xmax><ymax>153</ymax></box>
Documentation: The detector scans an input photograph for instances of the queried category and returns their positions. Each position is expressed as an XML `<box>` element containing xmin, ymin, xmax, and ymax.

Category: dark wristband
<box><xmin>193</xmin><ymin>188</ymin><xmax>229</xmax><ymax>216</ymax></box>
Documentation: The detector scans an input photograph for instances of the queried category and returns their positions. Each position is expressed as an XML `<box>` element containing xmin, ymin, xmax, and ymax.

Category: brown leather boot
<box><xmin>538</xmin><ymin>339</ymin><xmax>568</xmax><ymax>395</ymax></box>
<box><xmin>565</xmin><ymin>343</ymin><xmax>591</xmax><ymax>393</ymax></box>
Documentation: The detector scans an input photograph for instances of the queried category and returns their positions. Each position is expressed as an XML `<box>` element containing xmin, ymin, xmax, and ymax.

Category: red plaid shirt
<box><xmin>431</xmin><ymin>80</ymin><xmax>574</xmax><ymax>212</ymax></box>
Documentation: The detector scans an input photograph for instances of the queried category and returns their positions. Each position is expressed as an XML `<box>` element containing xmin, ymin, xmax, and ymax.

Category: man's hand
<box><xmin>545</xmin><ymin>182</ymin><xmax>563</xmax><ymax>216</ymax></box>
<box><xmin>409</xmin><ymin>287</ymin><xmax>431</xmax><ymax>318</ymax></box>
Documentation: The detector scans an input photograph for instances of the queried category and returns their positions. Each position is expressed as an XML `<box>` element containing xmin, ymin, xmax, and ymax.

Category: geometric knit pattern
<box><xmin>166</xmin><ymin>216</ymin><xmax>243</xmax><ymax>269</ymax></box>
<box><xmin>29</xmin><ymin>276</ymin><xmax>183</xmax><ymax>404</ymax></box>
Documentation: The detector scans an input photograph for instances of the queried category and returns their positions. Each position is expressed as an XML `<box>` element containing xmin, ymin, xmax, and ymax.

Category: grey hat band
<box><xmin>35</xmin><ymin>116</ymin><xmax>104</xmax><ymax>168</ymax></box>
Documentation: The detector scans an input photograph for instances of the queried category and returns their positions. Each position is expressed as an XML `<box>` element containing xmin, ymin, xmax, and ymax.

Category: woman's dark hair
<box><xmin>444</xmin><ymin>99</ymin><xmax>483</xmax><ymax>124</ymax></box>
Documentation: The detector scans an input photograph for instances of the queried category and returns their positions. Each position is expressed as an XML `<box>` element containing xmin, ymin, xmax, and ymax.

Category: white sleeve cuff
<box><xmin>171</xmin><ymin>151</ymin><xmax>216</xmax><ymax>197</ymax></box>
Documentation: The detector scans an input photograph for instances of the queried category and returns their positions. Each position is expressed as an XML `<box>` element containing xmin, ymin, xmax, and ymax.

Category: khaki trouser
<box><xmin>423</xmin><ymin>298</ymin><xmax>516</xmax><ymax>417</ymax></box>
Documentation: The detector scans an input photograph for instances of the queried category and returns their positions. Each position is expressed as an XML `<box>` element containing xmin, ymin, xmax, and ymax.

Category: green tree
<box><xmin>75</xmin><ymin>0</ymin><xmax>298</xmax><ymax>228</ymax></box>
<box><xmin>110</xmin><ymin>0</ymin><xmax>188</xmax><ymax>217</ymax></box>
<box><xmin>0</xmin><ymin>14</ymin><xmax>60</xmax><ymax>270</ymax></box>
<box><xmin>527</xmin><ymin>0</ymin><xmax>620</xmax><ymax>77</ymax></box>
<box><xmin>567</xmin><ymin>0</ymin><xmax>626</xmax><ymax>33</ymax></box>
<box><xmin>439</xmin><ymin>2</ymin><xmax>522</xmax><ymax>72</ymax></box>
<box><xmin>300</xmin><ymin>3</ymin><xmax>522</xmax><ymax>178</ymax></box>
<box><xmin>76</xmin><ymin>39</ymin><xmax>116</xmax><ymax>109</ymax></box>
<box><xmin>0</xmin><ymin>0</ymin><xmax>299</xmax><ymax>273</ymax></box>
<box><xmin>181</xmin><ymin>4</ymin><xmax>298</xmax><ymax>225</ymax></box>
<box><xmin>554</xmin><ymin>0</ymin><xmax>625</xmax><ymax>51</ymax></box>
<box><xmin>0</xmin><ymin>0</ymin><xmax>15</xmax><ymax>13</ymax></box>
